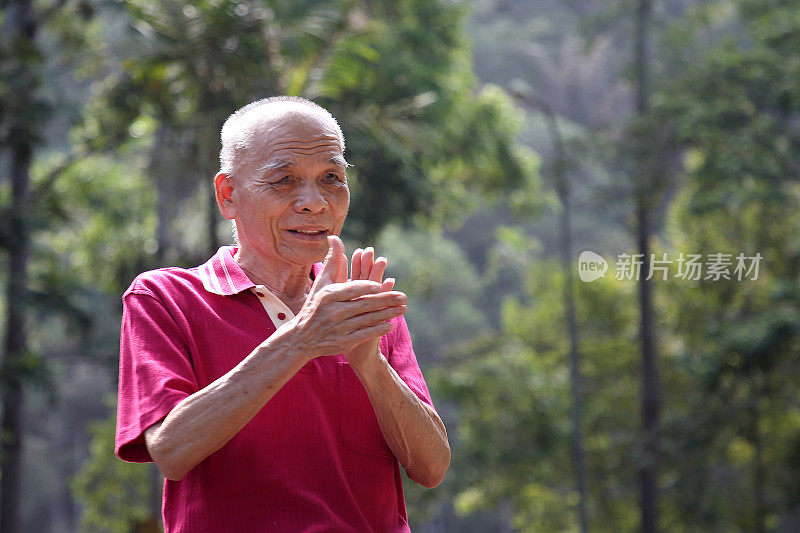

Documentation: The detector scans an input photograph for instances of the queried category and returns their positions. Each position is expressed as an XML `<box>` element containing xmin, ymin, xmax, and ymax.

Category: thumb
<box><xmin>313</xmin><ymin>235</ymin><xmax>348</xmax><ymax>291</ymax></box>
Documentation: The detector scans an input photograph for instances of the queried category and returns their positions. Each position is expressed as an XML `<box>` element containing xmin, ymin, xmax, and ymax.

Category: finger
<box><xmin>313</xmin><ymin>236</ymin><xmax>348</xmax><ymax>292</ymax></box>
<box><xmin>350</xmin><ymin>248</ymin><xmax>363</xmax><ymax>281</ymax></box>
<box><xmin>344</xmin><ymin>290</ymin><xmax>407</xmax><ymax>311</ymax></box>
<box><xmin>369</xmin><ymin>257</ymin><xmax>387</xmax><ymax>283</ymax></box>
<box><xmin>381</xmin><ymin>278</ymin><xmax>395</xmax><ymax>291</ymax></box>
<box><xmin>345</xmin><ymin>305</ymin><xmax>406</xmax><ymax>334</ymax></box>
<box><xmin>319</xmin><ymin>280</ymin><xmax>387</xmax><ymax>303</ymax></box>
<box><xmin>328</xmin><ymin>291</ymin><xmax>407</xmax><ymax>322</ymax></box>
<box><xmin>360</xmin><ymin>247</ymin><xmax>374</xmax><ymax>280</ymax></box>
<box><xmin>323</xmin><ymin>290</ymin><xmax>406</xmax><ymax>322</ymax></box>
<box><xmin>344</xmin><ymin>321</ymin><xmax>396</xmax><ymax>343</ymax></box>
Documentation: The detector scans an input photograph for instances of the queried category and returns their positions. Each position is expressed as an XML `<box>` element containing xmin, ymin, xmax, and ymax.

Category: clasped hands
<box><xmin>286</xmin><ymin>236</ymin><xmax>406</xmax><ymax>371</ymax></box>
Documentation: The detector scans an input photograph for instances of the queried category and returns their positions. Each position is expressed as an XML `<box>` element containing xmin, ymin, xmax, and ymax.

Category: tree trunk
<box><xmin>198</xmin><ymin>87</ymin><xmax>221</xmax><ymax>256</ymax></box>
<box><xmin>516</xmin><ymin>86</ymin><xmax>589</xmax><ymax>533</ymax></box>
<box><xmin>637</xmin><ymin>202</ymin><xmax>659</xmax><ymax>533</ymax></box>
<box><xmin>150</xmin><ymin>464</ymin><xmax>163</xmax><ymax>531</ymax></box>
<box><xmin>0</xmin><ymin>1</ymin><xmax>37</xmax><ymax>530</ymax></box>
<box><xmin>752</xmin><ymin>375</ymin><xmax>766</xmax><ymax>533</ymax></box>
<box><xmin>634</xmin><ymin>1</ymin><xmax>660</xmax><ymax>532</ymax></box>
<box><xmin>203</xmin><ymin>123</ymin><xmax>220</xmax><ymax>255</ymax></box>
<box><xmin>546</xmin><ymin>103</ymin><xmax>589</xmax><ymax>533</ymax></box>
<box><xmin>153</xmin><ymin>125</ymin><xmax>171</xmax><ymax>264</ymax></box>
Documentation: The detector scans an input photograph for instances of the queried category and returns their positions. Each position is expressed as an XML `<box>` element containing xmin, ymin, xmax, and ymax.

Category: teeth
<box><xmin>295</xmin><ymin>229</ymin><xmax>324</xmax><ymax>235</ymax></box>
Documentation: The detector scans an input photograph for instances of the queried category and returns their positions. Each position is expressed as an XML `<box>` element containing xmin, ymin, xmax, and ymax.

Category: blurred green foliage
<box><xmin>434</xmin><ymin>262</ymin><xmax>641</xmax><ymax>531</ymax></box>
<box><xmin>71</xmin><ymin>414</ymin><xmax>152</xmax><ymax>533</ymax></box>
<box><xmin>3</xmin><ymin>0</ymin><xmax>800</xmax><ymax>531</ymax></box>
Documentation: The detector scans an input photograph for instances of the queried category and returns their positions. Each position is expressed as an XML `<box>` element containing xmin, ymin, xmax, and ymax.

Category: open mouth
<box><xmin>286</xmin><ymin>228</ymin><xmax>330</xmax><ymax>240</ymax></box>
<box><xmin>288</xmin><ymin>229</ymin><xmax>327</xmax><ymax>236</ymax></box>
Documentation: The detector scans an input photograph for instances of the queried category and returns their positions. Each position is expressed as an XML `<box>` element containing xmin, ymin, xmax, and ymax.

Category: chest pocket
<box><xmin>337</xmin><ymin>362</ymin><xmax>394</xmax><ymax>457</ymax></box>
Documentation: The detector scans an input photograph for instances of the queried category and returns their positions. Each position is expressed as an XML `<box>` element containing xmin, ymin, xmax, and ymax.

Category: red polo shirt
<box><xmin>115</xmin><ymin>246</ymin><xmax>436</xmax><ymax>532</ymax></box>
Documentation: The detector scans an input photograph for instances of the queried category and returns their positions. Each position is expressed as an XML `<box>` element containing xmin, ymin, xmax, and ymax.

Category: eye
<box><xmin>273</xmin><ymin>175</ymin><xmax>293</xmax><ymax>185</ymax></box>
<box><xmin>323</xmin><ymin>172</ymin><xmax>343</xmax><ymax>184</ymax></box>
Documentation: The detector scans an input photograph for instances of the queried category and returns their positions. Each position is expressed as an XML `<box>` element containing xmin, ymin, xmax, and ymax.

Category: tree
<box><xmin>510</xmin><ymin>81</ymin><xmax>589</xmax><ymax>533</ymax></box>
<box><xmin>435</xmin><ymin>254</ymin><xmax>643</xmax><ymax>531</ymax></box>
<box><xmin>72</xmin><ymin>415</ymin><xmax>152</xmax><ymax>533</ymax></box>
<box><xmin>654</xmin><ymin>1</ymin><xmax>800</xmax><ymax>528</ymax></box>
<box><xmin>82</xmin><ymin>0</ymin><xmax>531</xmax><ymax>256</ymax></box>
<box><xmin>1</xmin><ymin>1</ymin><xmax>43</xmax><ymax>530</ymax></box>
<box><xmin>33</xmin><ymin>143</ymin><xmax>159</xmax><ymax>531</ymax></box>
<box><xmin>631</xmin><ymin>1</ymin><xmax>661</xmax><ymax>531</ymax></box>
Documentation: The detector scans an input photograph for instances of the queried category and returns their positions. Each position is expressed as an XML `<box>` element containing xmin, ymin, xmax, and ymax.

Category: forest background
<box><xmin>2</xmin><ymin>0</ymin><xmax>800</xmax><ymax>531</ymax></box>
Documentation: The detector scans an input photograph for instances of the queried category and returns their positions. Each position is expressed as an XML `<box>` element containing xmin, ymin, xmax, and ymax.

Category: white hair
<box><xmin>218</xmin><ymin>96</ymin><xmax>345</xmax><ymax>178</ymax></box>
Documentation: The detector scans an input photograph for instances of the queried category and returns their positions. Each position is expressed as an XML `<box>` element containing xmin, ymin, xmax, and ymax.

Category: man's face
<box><xmin>228</xmin><ymin>110</ymin><xmax>350</xmax><ymax>267</ymax></box>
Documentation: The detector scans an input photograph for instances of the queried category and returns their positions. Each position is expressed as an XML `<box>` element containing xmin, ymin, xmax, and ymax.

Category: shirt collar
<box><xmin>198</xmin><ymin>246</ymin><xmax>324</xmax><ymax>296</ymax></box>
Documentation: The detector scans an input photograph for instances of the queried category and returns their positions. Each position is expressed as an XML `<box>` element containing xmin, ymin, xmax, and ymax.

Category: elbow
<box><xmin>413</xmin><ymin>466</ymin><xmax>448</xmax><ymax>489</ymax></box>
<box><xmin>427</xmin><ymin>446</ymin><xmax>451</xmax><ymax>488</ymax></box>
<box><xmin>157</xmin><ymin>460</ymin><xmax>191</xmax><ymax>482</ymax></box>
<box><xmin>417</xmin><ymin>470</ymin><xmax>446</xmax><ymax>489</ymax></box>
<box><xmin>146</xmin><ymin>439</ymin><xmax>194</xmax><ymax>481</ymax></box>
<box><xmin>150</xmin><ymin>447</ymin><xmax>192</xmax><ymax>481</ymax></box>
<box><xmin>410</xmin><ymin>444</ymin><xmax>451</xmax><ymax>489</ymax></box>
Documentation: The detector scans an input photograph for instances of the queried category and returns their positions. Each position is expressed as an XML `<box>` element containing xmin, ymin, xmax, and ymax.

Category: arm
<box><xmin>145</xmin><ymin>238</ymin><xmax>405</xmax><ymax>481</ymax></box>
<box><xmin>144</xmin><ymin>325</ymin><xmax>307</xmax><ymax>481</ymax></box>
<box><xmin>344</xmin><ymin>247</ymin><xmax>451</xmax><ymax>488</ymax></box>
<box><xmin>353</xmin><ymin>346</ymin><xmax>450</xmax><ymax>488</ymax></box>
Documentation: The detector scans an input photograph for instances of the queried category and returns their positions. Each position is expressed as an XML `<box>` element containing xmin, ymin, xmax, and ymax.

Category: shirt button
<box><xmin>256</xmin><ymin>292</ymin><xmax>264</xmax><ymax>297</ymax></box>
<box><xmin>277</xmin><ymin>312</ymin><xmax>286</xmax><ymax>320</ymax></box>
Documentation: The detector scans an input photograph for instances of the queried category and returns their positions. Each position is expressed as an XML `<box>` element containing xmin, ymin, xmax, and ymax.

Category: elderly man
<box><xmin>115</xmin><ymin>96</ymin><xmax>450</xmax><ymax>532</ymax></box>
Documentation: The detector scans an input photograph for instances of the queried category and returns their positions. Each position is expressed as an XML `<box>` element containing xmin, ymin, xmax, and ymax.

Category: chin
<box><xmin>286</xmin><ymin>245</ymin><xmax>328</xmax><ymax>266</ymax></box>
<box><xmin>309</xmin><ymin>248</ymin><xmax>328</xmax><ymax>264</ymax></box>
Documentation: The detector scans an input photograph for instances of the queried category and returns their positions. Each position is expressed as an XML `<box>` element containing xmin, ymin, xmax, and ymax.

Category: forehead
<box><xmin>248</xmin><ymin>108</ymin><xmax>344</xmax><ymax>168</ymax></box>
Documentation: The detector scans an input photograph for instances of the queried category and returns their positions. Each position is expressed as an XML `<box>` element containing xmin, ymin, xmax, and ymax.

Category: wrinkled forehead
<box><xmin>247</xmin><ymin>105</ymin><xmax>343</xmax><ymax>151</ymax></box>
<box><xmin>228</xmin><ymin>104</ymin><xmax>346</xmax><ymax>179</ymax></box>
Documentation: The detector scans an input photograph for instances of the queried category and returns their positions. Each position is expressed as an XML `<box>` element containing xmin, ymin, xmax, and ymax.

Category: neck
<box><xmin>235</xmin><ymin>248</ymin><xmax>314</xmax><ymax>305</ymax></box>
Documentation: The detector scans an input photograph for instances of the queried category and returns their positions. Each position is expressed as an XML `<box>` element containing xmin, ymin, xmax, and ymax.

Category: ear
<box><xmin>215</xmin><ymin>172</ymin><xmax>237</xmax><ymax>220</ymax></box>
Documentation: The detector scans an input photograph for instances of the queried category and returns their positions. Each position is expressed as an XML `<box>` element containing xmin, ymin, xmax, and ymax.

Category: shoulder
<box><xmin>123</xmin><ymin>266</ymin><xmax>203</xmax><ymax>301</ymax></box>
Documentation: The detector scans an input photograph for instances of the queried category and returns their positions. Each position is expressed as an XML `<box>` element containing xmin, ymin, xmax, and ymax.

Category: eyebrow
<box><xmin>257</xmin><ymin>155</ymin><xmax>351</xmax><ymax>174</ymax></box>
<box><xmin>331</xmin><ymin>155</ymin><xmax>352</xmax><ymax>168</ymax></box>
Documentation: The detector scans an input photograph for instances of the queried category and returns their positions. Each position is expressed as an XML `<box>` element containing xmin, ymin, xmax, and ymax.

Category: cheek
<box><xmin>335</xmin><ymin>187</ymin><xmax>350</xmax><ymax>212</ymax></box>
<box><xmin>334</xmin><ymin>193</ymin><xmax>349</xmax><ymax>226</ymax></box>
<box><xmin>322</xmin><ymin>186</ymin><xmax>349</xmax><ymax>209</ymax></box>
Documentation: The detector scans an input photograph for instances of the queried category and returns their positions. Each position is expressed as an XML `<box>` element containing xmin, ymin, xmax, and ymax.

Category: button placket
<box><xmin>251</xmin><ymin>285</ymin><xmax>294</xmax><ymax>326</ymax></box>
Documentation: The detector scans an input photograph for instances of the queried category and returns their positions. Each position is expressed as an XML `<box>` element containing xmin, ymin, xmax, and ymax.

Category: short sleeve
<box><xmin>380</xmin><ymin>315</ymin><xmax>436</xmax><ymax>411</ymax></box>
<box><xmin>115</xmin><ymin>289</ymin><xmax>198</xmax><ymax>463</ymax></box>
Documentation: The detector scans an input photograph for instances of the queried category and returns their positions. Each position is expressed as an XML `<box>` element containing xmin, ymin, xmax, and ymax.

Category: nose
<box><xmin>293</xmin><ymin>180</ymin><xmax>327</xmax><ymax>213</ymax></box>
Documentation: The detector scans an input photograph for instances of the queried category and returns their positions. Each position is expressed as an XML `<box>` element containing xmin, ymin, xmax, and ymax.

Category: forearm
<box><xmin>353</xmin><ymin>353</ymin><xmax>450</xmax><ymax>488</ymax></box>
<box><xmin>145</xmin><ymin>326</ymin><xmax>307</xmax><ymax>480</ymax></box>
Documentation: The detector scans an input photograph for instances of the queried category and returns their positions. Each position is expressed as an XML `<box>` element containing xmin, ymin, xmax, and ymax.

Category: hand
<box><xmin>344</xmin><ymin>246</ymin><xmax>396</xmax><ymax>370</ymax></box>
<box><xmin>285</xmin><ymin>236</ymin><xmax>406</xmax><ymax>361</ymax></box>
